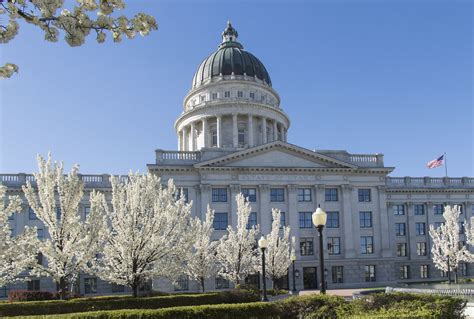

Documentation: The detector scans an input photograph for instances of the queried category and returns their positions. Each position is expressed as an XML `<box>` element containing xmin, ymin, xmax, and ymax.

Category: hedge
<box><xmin>12</xmin><ymin>295</ymin><xmax>346</xmax><ymax>319</ymax></box>
<box><xmin>0</xmin><ymin>290</ymin><xmax>259</xmax><ymax>317</ymax></box>
<box><xmin>4</xmin><ymin>292</ymin><xmax>468</xmax><ymax>319</ymax></box>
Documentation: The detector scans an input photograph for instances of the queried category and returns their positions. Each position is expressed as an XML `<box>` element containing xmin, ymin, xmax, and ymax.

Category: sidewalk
<box><xmin>299</xmin><ymin>289</ymin><xmax>364</xmax><ymax>300</ymax></box>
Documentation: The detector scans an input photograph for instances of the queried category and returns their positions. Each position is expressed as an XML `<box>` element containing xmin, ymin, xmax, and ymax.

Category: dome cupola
<box><xmin>191</xmin><ymin>21</ymin><xmax>272</xmax><ymax>89</ymax></box>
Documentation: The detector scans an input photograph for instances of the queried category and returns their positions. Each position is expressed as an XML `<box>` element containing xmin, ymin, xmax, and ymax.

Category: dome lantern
<box><xmin>222</xmin><ymin>21</ymin><xmax>238</xmax><ymax>43</ymax></box>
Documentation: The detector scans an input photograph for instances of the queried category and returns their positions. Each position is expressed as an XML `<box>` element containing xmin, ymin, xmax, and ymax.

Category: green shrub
<box><xmin>0</xmin><ymin>290</ymin><xmax>259</xmax><ymax>317</ymax></box>
<box><xmin>8</xmin><ymin>290</ymin><xmax>56</xmax><ymax>302</ymax></box>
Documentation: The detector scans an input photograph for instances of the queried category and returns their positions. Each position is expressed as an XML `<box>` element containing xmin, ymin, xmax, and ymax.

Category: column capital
<box><xmin>200</xmin><ymin>184</ymin><xmax>211</xmax><ymax>192</ymax></box>
<box><xmin>342</xmin><ymin>184</ymin><xmax>352</xmax><ymax>191</ymax></box>
<box><xmin>377</xmin><ymin>185</ymin><xmax>386</xmax><ymax>194</ymax></box>
<box><xmin>314</xmin><ymin>184</ymin><xmax>325</xmax><ymax>191</ymax></box>
<box><xmin>288</xmin><ymin>184</ymin><xmax>298</xmax><ymax>192</ymax></box>
<box><xmin>230</xmin><ymin>184</ymin><xmax>241</xmax><ymax>193</ymax></box>
<box><xmin>259</xmin><ymin>184</ymin><xmax>270</xmax><ymax>191</ymax></box>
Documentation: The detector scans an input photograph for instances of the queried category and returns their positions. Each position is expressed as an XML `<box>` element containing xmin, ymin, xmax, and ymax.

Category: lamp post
<box><xmin>312</xmin><ymin>205</ymin><xmax>327</xmax><ymax>294</ymax></box>
<box><xmin>258</xmin><ymin>236</ymin><xmax>269</xmax><ymax>302</ymax></box>
<box><xmin>291</xmin><ymin>253</ymin><xmax>297</xmax><ymax>293</ymax></box>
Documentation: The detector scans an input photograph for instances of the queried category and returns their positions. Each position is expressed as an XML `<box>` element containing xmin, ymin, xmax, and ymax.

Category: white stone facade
<box><xmin>1</xmin><ymin>23</ymin><xmax>473</xmax><ymax>296</ymax></box>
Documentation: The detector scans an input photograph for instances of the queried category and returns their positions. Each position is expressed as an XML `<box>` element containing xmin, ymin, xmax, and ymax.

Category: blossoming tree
<box><xmin>261</xmin><ymin>209</ymin><xmax>294</xmax><ymax>289</ymax></box>
<box><xmin>93</xmin><ymin>174</ymin><xmax>193</xmax><ymax>297</ymax></box>
<box><xmin>184</xmin><ymin>206</ymin><xmax>218</xmax><ymax>292</ymax></box>
<box><xmin>429</xmin><ymin>205</ymin><xmax>471</xmax><ymax>284</ymax></box>
<box><xmin>0</xmin><ymin>185</ymin><xmax>37</xmax><ymax>286</ymax></box>
<box><xmin>0</xmin><ymin>0</ymin><xmax>157</xmax><ymax>78</ymax></box>
<box><xmin>216</xmin><ymin>193</ymin><xmax>259</xmax><ymax>286</ymax></box>
<box><xmin>22</xmin><ymin>154</ymin><xmax>108</xmax><ymax>299</ymax></box>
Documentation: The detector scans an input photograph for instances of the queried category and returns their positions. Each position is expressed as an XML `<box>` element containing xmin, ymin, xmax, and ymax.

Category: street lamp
<box><xmin>291</xmin><ymin>253</ymin><xmax>297</xmax><ymax>293</ymax></box>
<box><xmin>258</xmin><ymin>236</ymin><xmax>269</xmax><ymax>302</ymax></box>
<box><xmin>312</xmin><ymin>205</ymin><xmax>327</xmax><ymax>294</ymax></box>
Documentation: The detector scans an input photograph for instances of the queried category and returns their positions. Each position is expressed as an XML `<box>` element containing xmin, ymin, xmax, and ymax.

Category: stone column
<box><xmin>273</xmin><ymin>120</ymin><xmax>278</xmax><ymax>142</ymax></box>
<box><xmin>230</xmin><ymin>184</ymin><xmax>241</xmax><ymax>228</ymax></box>
<box><xmin>287</xmin><ymin>184</ymin><xmax>299</xmax><ymax>239</ymax></box>
<box><xmin>377</xmin><ymin>186</ymin><xmax>391</xmax><ymax>257</ymax></box>
<box><xmin>190</xmin><ymin>122</ymin><xmax>196</xmax><ymax>151</ymax></box>
<box><xmin>182</xmin><ymin>128</ymin><xmax>187</xmax><ymax>151</ymax></box>
<box><xmin>200</xmin><ymin>184</ymin><xmax>211</xmax><ymax>220</ymax></box>
<box><xmin>248</xmin><ymin>115</ymin><xmax>254</xmax><ymax>147</ymax></box>
<box><xmin>216</xmin><ymin>115</ymin><xmax>222</xmax><ymax>148</ymax></box>
<box><xmin>232</xmin><ymin>113</ymin><xmax>238</xmax><ymax>148</ymax></box>
<box><xmin>341</xmin><ymin>184</ymin><xmax>356</xmax><ymax>258</ymax></box>
<box><xmin>177</xmin><ymin>131</ymin><xmax>182</xmax><ymax>151</ymax></box>
<box><xmin>261</xmin><ymin>117</ymin><xmax>267</xmax><ymax>144</ymax></box>
<box><xmin>202</xmin><ymin>117</ymin><xmax>209</xmax><ymax>148</ymax></box>
<box><xmin>259</xmin><ymin>184</ymin><xmax>271</xmax><ymax>234</ymax></box>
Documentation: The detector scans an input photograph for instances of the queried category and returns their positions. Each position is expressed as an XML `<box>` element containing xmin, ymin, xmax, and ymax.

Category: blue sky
<box><xmin>1</xmin><ymin>0</ymin><xmax>472</xmax><ymax>177</ymax></box>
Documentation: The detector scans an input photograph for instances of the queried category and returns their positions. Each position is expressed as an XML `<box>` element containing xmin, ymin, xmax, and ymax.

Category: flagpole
<box><xmin>444</xmin><ymin>152</ymin><xmax>448</xmax><ymax>177</ymax></box>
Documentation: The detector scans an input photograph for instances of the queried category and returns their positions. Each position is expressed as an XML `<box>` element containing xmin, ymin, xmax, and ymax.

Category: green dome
<box><xmin>192</xmin><ymin>22</ymin><xmax>272</xmax><ymax>89</ymax></box>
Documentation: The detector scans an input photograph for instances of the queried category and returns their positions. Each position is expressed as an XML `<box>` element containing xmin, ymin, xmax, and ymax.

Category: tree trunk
<box><xmin>454</xmin><ymin>268</ymin><xmax>458</xmax><ymax>284</ymax></box>
<box><xmin>132</xmin><ymin>279</ymin><xmax>140</xmax><ymax>298</ymax></box>
<box><xmin>57</xmin><ymin>277</ymin><xmax>68</xmax><ymax>300</ymax></box>
<box><xmin>200</xmin><ymin>277</ymin><xmax>205</xmax><ymax>293</ymax></box>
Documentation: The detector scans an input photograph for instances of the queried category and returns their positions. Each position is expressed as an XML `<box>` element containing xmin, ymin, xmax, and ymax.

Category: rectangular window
<box><xmin>360</xmin><ymin>236</ymin><xmax>374</xmax><ymax>254</ymax></box>
<box><xmin>359</xmin><ymin>211</ymin><xmax>372</xmax><ymax>228</ymax></box>
<box><xmin>28</xmin><ymin>207</ymin><xmax>37</xmax><ymax>220</ymax></box>
<box><xmin>326</xmin><ymin>212</ymin><xmax>339</xmax><ymax>228</ymax></box>
<box><xmin>420</xmin><ymin>265</ymin><xmax>429</xmax><ymax>279</ymax></box>
<box><xmin>199</xmin><ymin>95</ymin><xmax>205</xmax><ymax>102</ymax></box>
<box><xmin>434</xmin><ymin>222</ymin><xmax>444</xmax><ymax>229</ymax></box>
<box><xmin>238</xmin><ymin>127</ymin><xmax>245</xmax><ymax>144</ymax></box>
<box><xmin>358</xmin><ymin>189</ymin><xmax>371</xmax><ymax>202</ymax></box>
<box><xmin>365</xmin><ymin>265</ymin><xmax>376</xmax><ymax>282</ymax></box>
<box><xmin>459</xmin><ymin>222</ymin><xmax>465</xmax><ymax>234</ymax></box>
<box><xmin>459</xmin><ymin>263</ymin><xmax>468</xmax><ymax>276</ymax></box>
<box><xmin>397</xmin><ymin>243</ymin><xmax>407</xmax><ymax>257</ymax></box>
<box><xmin>457</xmin><ymin>204</ymin><xmax>464</xmax><ymax>214</ymax></box>
<box><xmin>212</xmin><ymin>188</ymin><xmax>227</xmax><ymax>202</ymax></box>
<box><xmin>399</xmin><ymin>266</ymin><xmax>410</xmax><ymax>279</ymax></box>
<box><xmin>237</xmin><ymin>91</ymin><xmax>243</xmax><ymax>98</ymax></box>
<box><xmin>395</xmin><ymin>223</ymin><xmax>406</xmax><ymax>236</ymax></box>
<box><xmin>299</xmin><ymin>212</ymin><xmax>313</xmax><ymax>229</ymax></box>
<box><xmin>241</xmin><ymin>188</ymin><xmax>257</xmax><ymax>202</ymax></box>
<box><xmin>416</xmin><ymin>222</ymin><xmax>426</xmax><ymax>235</ymax></box>
<box><xmin>414</xmin><ymin>204</ymin><xmax>425</xmax><ymax>215</ymax></box>
<box><xmin>212</xmin><ymin>92</ymin><xmax>218</xmax><ymax>100</ymax></box>
<box><xmin>213</xmin><ymin>213</ymin><xmax>228</xmax><ymax>230</ymax></box>
<box><xmin>174</xmin><ymin>275</ymin><xmax>189</xmax><ymax>291</ymax></box>
<box><xmin>27</xmin><ymin>280</ymin><xmax>40</xmax><ymax>291</ymax></box>
<box><xmin>247</xmin><ymin>212</ymin><xmax>257</xmax><ymax>229</ymax></box>
<box><xmin>393</xmin><ymin>205</ymin><xmax>405</xmax><ymax>215</ymax></box>
<box><xmin>280</xmin><ymin>212</ymin><xmax>286</xmax><ymax>227</ymax></box>
<box><xmin>297</xmin><ymin>188</ymin><xmax>312</xmax><ymax>202</ymax></box>
<box><xmin>211</xmin><ymin>130</ymin><xmax>218</xmax><ymax>146</ymax></box>
<box><xmin>224</xmin><ymin>91</ymin><xmax>230</xmax><ymax>98</ymax></box>
<box><xmin>8</xmin><ymin>211</ymin><xmax>15</xmax><ymax>221</ymax></box>
<box><xmin>84</xmin><ymin>207</ymin><xmax>90</xmax><ymax>219</ymax></box>
<box><xmin>55</xmin><ymin>207</ymin><xmax>61</xmax><ymax>220</ymax></box>
<box><xmin>434</xmin><ymin>204</ymin><xmax>444</xmax><ymax>215</ymax></box>
<box><xmin>177</xmin><ymin>188</ymin><xmax>189</xmax><ymax>203</ymax></box>
<box><xmin>36</xmin><ymin>253</ymin><xmax>43</xmax><ymax>266</ymax></box>
<box><xmin>249</xmin><ymin>92</ymin><xmax>255</xmax><ymax>99</ymax></box>
<box><xmin>416</xmin><ymin>242</ymin><xmax>427</xmax><ymax>256</ymax></box>
<box><xmin>300</xmin><ymin>237</ymin><xmax>314</xmax><ymax>256</ymax></box>
<box><xmin>84</xmin><ymin>277</ymin><xmax>98</xmax><ymax>294</ymax></box>
<box><xmin>111</xmin><ymin>283</ymin><xmax>125</xmax><ymax>293</ymax></box>
<box><xmin>327</xmin><ymin>237</ymin><xmax>341</xmax><ymax>255</ymax></box>
<box><xmin>270</xmin><ymin>188</ymin><xmax>285</xmax><ymax>202</ymax></box>
<box><xmin>37</xmin><ymin>228</ymin><xmax>44</xmax><ymax>240</ymax></box>
<box><xmin>325</xmin><ymin>188</ymin><xmax>338</xmax><ymax>202</ymax></box>
<box><xmin>215</xmin><ymin>276</ymin><xmax>230</xmax><ymax>289</ymax></box>
<box><xmin>332</xmin><ymin>266</ymin><xmax>343</xmax><ymax>283</ymax></box>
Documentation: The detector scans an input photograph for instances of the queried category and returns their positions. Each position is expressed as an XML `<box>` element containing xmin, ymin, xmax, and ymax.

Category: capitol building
<box><xmin>2</xmin><ymin>22</ymin><xmax>474</xmax><ymax>295</ymax></box>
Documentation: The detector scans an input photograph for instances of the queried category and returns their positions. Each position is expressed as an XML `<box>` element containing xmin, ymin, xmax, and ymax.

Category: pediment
<box><xmin>195</xmin><ymin>142</ymin><xmax>357</xmax><ymax>169</ymax></box>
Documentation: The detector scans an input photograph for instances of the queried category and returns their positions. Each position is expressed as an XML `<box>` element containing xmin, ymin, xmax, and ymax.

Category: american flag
<box><xmin>427</xmin><ymin>154</ymin><xmax>444</xmax><ymax>169</ymax></box>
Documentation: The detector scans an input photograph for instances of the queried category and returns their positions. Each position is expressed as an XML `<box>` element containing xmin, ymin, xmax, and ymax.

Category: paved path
<box><xmin>299</xmin><ymin>289</ymin><xmax>363</xmax><ymax>299</ymax></box>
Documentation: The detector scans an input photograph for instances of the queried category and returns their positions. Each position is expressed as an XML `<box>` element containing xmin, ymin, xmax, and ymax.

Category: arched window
<box><xmin>211</xmin><ymin>126</ymin><xmax>218</xmax><ymax>147</ymax></box>
<box><xmin>238</xmin><ymin>123</ymin><xmax>246</xmax><ymax>146</ymax></box>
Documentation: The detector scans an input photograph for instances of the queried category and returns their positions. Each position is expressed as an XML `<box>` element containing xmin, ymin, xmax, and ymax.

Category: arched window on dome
<box><xmin>238</xmin><ymin>123</ymin><xmax>246</xmax><ymax>147</ymax></box>
<box><xmin>266</xmin><ymin>126</ymin><xmax>271</xmax><ymax>143</ymax></box>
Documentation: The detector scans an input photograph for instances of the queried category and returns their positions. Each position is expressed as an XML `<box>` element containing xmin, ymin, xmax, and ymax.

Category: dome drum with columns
<box><xmin>175</xmin><ymin>22</ymin><xmax>290</xmax><ymax>151</ymax></box>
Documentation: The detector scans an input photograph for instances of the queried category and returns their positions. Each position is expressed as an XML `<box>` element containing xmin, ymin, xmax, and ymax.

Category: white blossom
<box><xmin>429</xmin><ymin>205</ymin><xmax>470</xmax><ymax>284</ymax></box>
<box><xmin>261</xmin><ymin>209</ymin><xmax>293</xmax><ymax>289</ymax></box>
<box><xmin>184</xmin><ymin>206</ymin><xmax>219</xmax><ymax>292</ymax></box>
<box><xmin>0</xmin><ymin>0</ymin><xmax>157</xmax><ymax>78</ymax></box>
<box><xmin>93</xmin><ymin>174</ymin><xmax>193</xmax><ymax>297</ymax></box>
<box><xmin>0</xmin><ymin>186</ymin><xmax>37</xmax><ymax>286</ymax></box>
<box><xmin>216</xmin><ymin>193</ymin><xmax>259</xmax><ymax>286</ymax></box>
<box><xmin>22</xmin><ymin>153</ymin><xmax>108</xmax><ymax>299</ymax></box>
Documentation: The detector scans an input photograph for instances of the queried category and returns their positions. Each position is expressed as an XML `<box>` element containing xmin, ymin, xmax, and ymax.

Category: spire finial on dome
<box><xmin>222</xmin><ymin>20</ymin><xmax>238</xmax><ymax>43</ymax></box>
